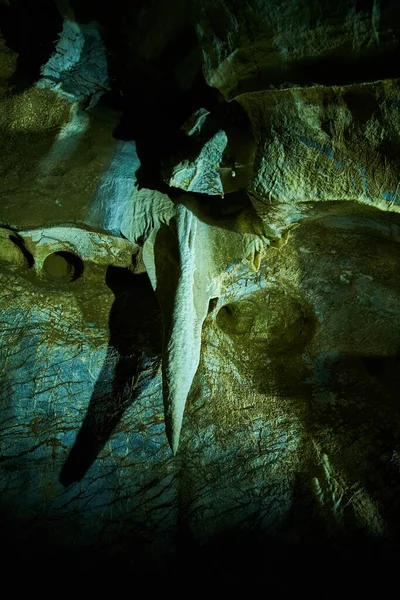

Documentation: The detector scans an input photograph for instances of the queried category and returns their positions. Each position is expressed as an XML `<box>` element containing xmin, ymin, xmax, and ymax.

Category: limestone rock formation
<box><xmin>1</xmin><ymin>0</ymin><xmax>400</xmax><ymax>590</ymax></box>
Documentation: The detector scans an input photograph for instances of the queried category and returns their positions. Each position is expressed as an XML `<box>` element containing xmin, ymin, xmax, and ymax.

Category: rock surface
<box><xmin>1</xmin><ymin>0</ymin><xmax>400</xmax><ymax>590</ymax></box>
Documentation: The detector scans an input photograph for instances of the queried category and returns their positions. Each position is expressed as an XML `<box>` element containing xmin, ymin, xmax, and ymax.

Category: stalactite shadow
<box><xmin>60</xmin><ymin>266</ymin><xmax>162</xmax><ymax>486</ymax></box>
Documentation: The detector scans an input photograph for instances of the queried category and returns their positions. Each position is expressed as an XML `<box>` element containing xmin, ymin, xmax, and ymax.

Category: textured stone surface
<box><xmin>197</xmin><ymin>0</ymin><xmax>400</xmax><ymax>99</ymax></box>
<box><xmin>1</xmin><ymin>0</ymin><xmax>400</xmax><ymax>588</ymax></box>
<box><xmin>238</xmin><ymin>79</ymin><xmax>400</xmax><ymax>229</ymax></box>
<box><xmin>2</xmin><ymin>210</ymin><xmax>400</xmax><ymax>573</ymax></box>
<box><xmin>168</xmin><ymin>128</ymin><xmax>228</xmax><ymax>196</ymax></box>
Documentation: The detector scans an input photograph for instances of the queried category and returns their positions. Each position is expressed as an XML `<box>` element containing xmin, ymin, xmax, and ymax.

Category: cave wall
<box><xmin>1</xmin><ymin>0</ymin><xmax>400</xmax><ymax>589</ymax></box>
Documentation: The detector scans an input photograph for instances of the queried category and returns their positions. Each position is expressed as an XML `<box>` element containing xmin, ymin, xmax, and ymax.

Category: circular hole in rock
<box><xmin>216</xmin><ymin>290</ymin><xmax>316</xmax><ymax>354</ymax></box>
<box><xmin>43</xmin><ymin>251</ymin><xmax>83</xmax><ymax>282</ymax></box>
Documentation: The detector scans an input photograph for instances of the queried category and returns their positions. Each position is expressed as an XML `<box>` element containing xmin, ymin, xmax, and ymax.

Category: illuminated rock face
<box><xmin>1</xmin><ymin>0</ymin><xmax>400</xmax><ymax>581</ymax></box>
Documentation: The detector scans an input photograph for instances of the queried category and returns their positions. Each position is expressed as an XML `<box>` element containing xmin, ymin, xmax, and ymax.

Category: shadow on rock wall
<box><xmin>60</xmin><ymin>267</ymin><xmax>162</xmax><ymax>485</ymax></box>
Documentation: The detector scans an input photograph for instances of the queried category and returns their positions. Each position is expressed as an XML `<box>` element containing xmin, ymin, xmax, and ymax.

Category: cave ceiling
<box><xmin>1</xmin><ymin>0</ymin><xmax>400</xmax><ymax>585</ymax></box>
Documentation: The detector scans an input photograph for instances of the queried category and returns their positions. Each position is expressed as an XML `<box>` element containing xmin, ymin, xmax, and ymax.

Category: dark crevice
<box><xmin>231</xmin><ymin>48</ymin><xmax>400</xmax><ymax>98</ymax></box>
<box><xmin>0</xmin><ymin>0</ymin><xmax>63</xmax><ymax>93</ymax></box>
<box><xmin>8</xmin><ymin>233</ymin><xmax>34</xmax><ymax>268</ymax></box>
<box><xmin>106</xmin><ymin>16</ymin><xmax>220</xmax><ymax>191</ymax></box>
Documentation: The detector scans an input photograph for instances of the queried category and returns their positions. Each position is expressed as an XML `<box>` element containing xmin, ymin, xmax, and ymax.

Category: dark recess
<box><xmin>0</xmin><ymin>0</ymin><xmax>63</xmax><ymax>92</ymax></box>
